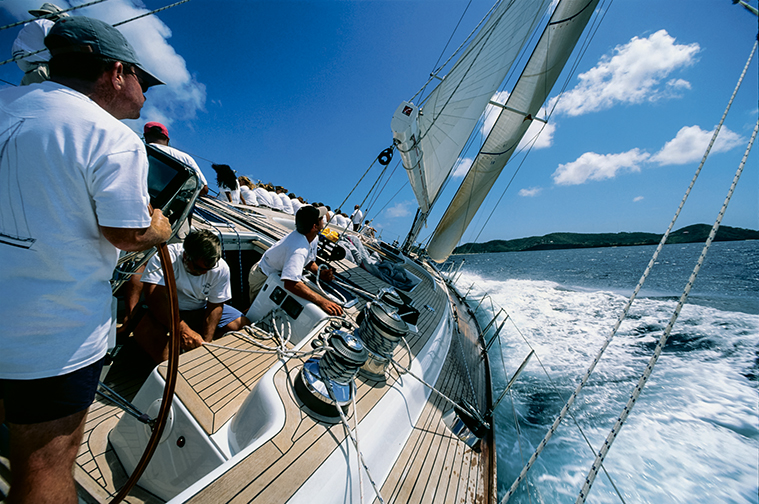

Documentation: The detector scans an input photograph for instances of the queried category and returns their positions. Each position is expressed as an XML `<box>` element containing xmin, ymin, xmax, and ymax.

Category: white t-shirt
<box><xmin>220</xmin><ymin>180</ymin><xmax>241</xmax><ymax>204</ymax></box>
<box><xmin>351</xmin><ymin>208</ymin><xmax>364</xmax><ymax>226</ymax></box>
<box><xmin>268</xmin><ymin>190</ymin><xmax>284</xmax><ymax>210</ymax></box>
<box><xmin>0</xmin><ymin>82</ymin><xmax>152</xmax><ymax>379</ymax></box>
<box><xmin>278</xmin><ymin>193</ymin><xmax>294</xmax><ymax>214</ymax></box>
<box><xmin>141</xmin><ymin>243</ymin><xmax>232</xmax><ymax>311</ymax></box>
<box><xmin>240</xmin><ymin>185</ymin><xmax>258</xmax><ymax>205</ymax></box>
<box><xmin>291</xmin><ymin>198</ymin><xmax>304</xmax><ymax>213</ymax></box>
<box><xmin>254</xmin><ymin>187</ymin><xmax>274</xmax><ymax>207</ymax></box>
<box><xmin>12</xmin><ymin>19</ymin><xmax>54</xmax><ymax>73</ymax></box>
<box><xmin>259</xmin><ymin>230</ymin><xmax>316</xmax><ymax>283</ymax></box>
<box><xmin>151</xmin><ymin>143</ymin><xmax>207</xmax><ymax>186</ymax></box>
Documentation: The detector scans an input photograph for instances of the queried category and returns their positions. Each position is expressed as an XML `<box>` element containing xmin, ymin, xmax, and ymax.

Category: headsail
<box><xmin>392</xmin><ymin>0</ymin><xmax>552</xmax><ymax>217</ymax></box>
<box><xmin>426</xmin><ymin>0</ymin><xmax>601</xmax><ymax>263</ymax></box>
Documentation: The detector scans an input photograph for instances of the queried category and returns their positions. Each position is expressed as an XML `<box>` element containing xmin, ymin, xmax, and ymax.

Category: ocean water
<box><xmin>451</xmin><ymin>240</ymin><xmax>758</xmax><ymax>504</ymax></box>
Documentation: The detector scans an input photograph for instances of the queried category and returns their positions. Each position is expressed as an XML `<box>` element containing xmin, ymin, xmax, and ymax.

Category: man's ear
<box><xmin>107</xmin><ymin>61</ymin><xmax>127</xmax><ymax>90</ymax></box>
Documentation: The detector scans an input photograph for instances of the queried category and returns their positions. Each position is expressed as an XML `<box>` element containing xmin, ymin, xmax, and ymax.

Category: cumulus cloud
<box><xmin>2</xmin><ymin>0</ymin><xmax>206</xmax><ymax>130</ymax></box>
<box><xmin>552</xmin><ymin>149</ymin><xmax>650</xmax><ymax>185</ymax></box>
<box><xmin>385</xmin><ymin>200</ymin><xmax>415</xmax><ymax>219</ymax></box>
<box><xmin>554</xmin><ymin>30</ymin><xmax>700</xmax><ymax>116</ymax></box>
<box><xmin>519</xmin><ymin>187</ymin><xmax>542</xmax><ymax>197</ymax></box>
<box><xmin>650</xmin><ymin>125</ymin><xmax>745</xmax><ymax>165</ymax></box>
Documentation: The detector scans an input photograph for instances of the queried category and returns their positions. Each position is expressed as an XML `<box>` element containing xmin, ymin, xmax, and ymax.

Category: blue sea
<box><xmin>451</xmin><ymin>240</ymin><xmax>758</xmax><ymax>504</ymax></box>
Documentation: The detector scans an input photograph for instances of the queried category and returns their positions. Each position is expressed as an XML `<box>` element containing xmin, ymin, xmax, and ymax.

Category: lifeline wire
<box><xmin>577</xmin><ymin>115</ymin><xmax>759</xmax><ymax>504</ymax></box>
<box><xmin>502</xmin><ymin>37</ymin><xmax>758</xmax><ymax>504</ymax></box>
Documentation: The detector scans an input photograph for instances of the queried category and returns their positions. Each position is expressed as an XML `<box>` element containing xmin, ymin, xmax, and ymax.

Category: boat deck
<box><xmin>0</xmin><ymin>201</ymin><xmax>495</xmax><ymax>503</ymax></box>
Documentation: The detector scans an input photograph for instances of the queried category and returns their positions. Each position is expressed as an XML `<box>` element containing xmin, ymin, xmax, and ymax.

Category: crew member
<box><xmin>134</xmin><ymin>230</ymin><xmax>250</xmax><ymax>363</ymax></box>
<box><xmin>0</xmin><ymin>16</ymin><xmax>170</xmax><ymax>503</ymax></box>
<box><xmin>248</xmin><ymin>206</ymin><xmax>342</xmax><ymax>316</ymax></box>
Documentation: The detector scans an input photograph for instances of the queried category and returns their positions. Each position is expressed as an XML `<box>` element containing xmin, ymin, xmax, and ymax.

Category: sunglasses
<box><xmin>125</xmin><ymin>66</ymin><xmax>149</xmax><ymax>94</ymax></box>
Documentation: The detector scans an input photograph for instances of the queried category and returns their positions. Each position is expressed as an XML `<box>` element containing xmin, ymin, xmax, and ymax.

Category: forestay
<box><xmin>393</xmin><ymin>0</ymin><xmax>551</xmax><ymax>214</ymax></box>
<box><xmin>427</xmin><ymin>0</ymin><xmax>601</xmax><ymax>263</ymax></box>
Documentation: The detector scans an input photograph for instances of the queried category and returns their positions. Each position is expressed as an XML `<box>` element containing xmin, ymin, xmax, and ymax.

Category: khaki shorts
<box><xmin>248</xmin><ymin>262</ymin><xmax>269</xmax><ymax>304</ymax></box>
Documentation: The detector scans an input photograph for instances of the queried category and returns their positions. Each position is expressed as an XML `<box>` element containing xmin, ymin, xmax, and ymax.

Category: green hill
<box><xmin>452</xmin><ymin>224</ymin><xmax>759</xmax><ymax>255</ymax></box>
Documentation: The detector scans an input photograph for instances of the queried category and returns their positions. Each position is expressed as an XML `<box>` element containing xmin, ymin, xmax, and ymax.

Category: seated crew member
<box><xmin>248</xmin><ymin>206</ymin><xmax>343</xmax><ymax>316</ymax></box>
<box><xmin>134</xmin><ymin>229</ymin><xmax>250</xmax><ymax>363</ymax></box>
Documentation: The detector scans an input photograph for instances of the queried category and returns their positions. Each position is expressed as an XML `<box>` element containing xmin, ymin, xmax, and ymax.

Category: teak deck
<box><xmin>6</xmin><ymin>202</ymin><xmax>496</xmax><ymax>503</ymax></box>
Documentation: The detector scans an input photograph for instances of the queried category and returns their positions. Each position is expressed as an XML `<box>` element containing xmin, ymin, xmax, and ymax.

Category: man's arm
<box><xmin>101</xmin><ymin>208</ymin><xmax>171</xmax><ymax>252</ymax></box>
<box><xmin>201</xmin><ymin>302</ymin><xmax>224</xmax><ymax>342</ymax></box>
<box><xmin>283</xmin><ymin>279</ymin><xmax>343</xmax><ymax>316</ymax></box>
<box><xmin>143</xmin><ymin>282</ymin><xmax>205</xmax><ymax>350</ymax></box>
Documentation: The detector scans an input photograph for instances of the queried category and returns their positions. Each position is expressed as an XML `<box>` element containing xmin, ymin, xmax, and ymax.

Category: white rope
<box><xmin>502</xmin><ymin>38</ymin><xmax>758</xmax><ymax>504</ymax></box>
<box><xmin>577</xmin><ymin>116</ymin><xmax>758</xmax><ymax>504</ymax></box>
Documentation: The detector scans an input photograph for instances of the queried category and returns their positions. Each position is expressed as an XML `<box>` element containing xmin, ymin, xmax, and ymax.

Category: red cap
<box><xmin>144</xmin><ymin>121</ymin><xmax>169</xmax><ymax>139</ymax></box>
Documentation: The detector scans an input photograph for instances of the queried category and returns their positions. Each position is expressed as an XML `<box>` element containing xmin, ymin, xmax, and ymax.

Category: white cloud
<box><xmin>555</xmin><ymin>30</ymin><xmax>700</xmax><ymax>116</ymax></box>
<box><xmin>552</xmin><ymin>149</ymin><xmax>650</xmax><ymax>185</ymax></box>
<box><xmin>451</xmin><ymin>157</ymin><xmax>473</xmax><ymax>178</ymax></box>
<box><xmin>2</xmin><ymin>1</ymin><xmax>206</xmax><ymax>130</ymax></box>
<box><xmin>633</xmin><ymin>196</ymin><xmax>644</xmax><ymax>202</ymax></box>
<box><xmin>650</xmin><ymin>125</ymin><xmax>745</xmax><ymax>165</ymax></box>
<box><xmin>385</xmin><ymin>200</ymin><xmax>415</xmax><ymax>219</ymax></box>
<box><xmin>519</xmin><ymin>187</ymin><xmax>542</xmax><ymax>197</ymax></box>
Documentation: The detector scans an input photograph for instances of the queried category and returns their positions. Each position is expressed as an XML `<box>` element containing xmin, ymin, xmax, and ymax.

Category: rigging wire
<box><xmin>454</xmin><ymin>0</ymin><xmax>612</xmax><ymax>253</ymax></box>
<box><xmin>576</xmin><ymin>47</ymin><xmax>759</xmax><ymax>504</ymax></box>
<box><xmin>0</xmin><ymin>0</ymin><xmax>193</xmax><ymax>70</ymax></box>
<box><xmin>0</xmin><ymin>0</ymin><xmax>112</xmax><ymax>32</ymax></box>
<box><xmin>502</xmin><ymin>36</ymin><xmax>758</xmax><ymax>504</ymax></box>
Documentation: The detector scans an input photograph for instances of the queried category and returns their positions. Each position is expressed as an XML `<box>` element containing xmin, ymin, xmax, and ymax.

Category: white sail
<box><xmin>392</xmin><ymin>0</ymin><xmax>552</xmax><ymax>214</ymax></box>
<box><xmin>427</xmin><ymin>0</ymin><xmax>601</xmax><ymax>263</ymax></box>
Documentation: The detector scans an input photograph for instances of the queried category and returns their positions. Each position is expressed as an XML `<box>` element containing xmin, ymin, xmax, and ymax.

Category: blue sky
<box><xmin>1</xmin><ymin>0</ymin><xmax>757</xmax><ymax>246</ymax></box>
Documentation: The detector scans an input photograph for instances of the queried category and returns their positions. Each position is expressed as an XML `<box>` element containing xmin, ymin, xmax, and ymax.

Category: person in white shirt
<box><xmin>276</xmin><ymin>186</ymin><xmax>294</xmax><ymax>214</ymax></box>
<box><xmin>350</xmin><ymin>205</ymin><xmax>364</xmax><ymax>231</ymax></box>
<box><xmin>12</xmin><ymin>3</ymin><xmax>69</xmax><ymax>85</ymax></box>
<box><xmin>134</xmin><ymin>230</ymin><xmax>249</xmax><ymax>363</ymax></box>
<box><xmin>212</xmin><ymin>163</ymin><xmax>246</xmax><ymax>204</ymax></box>
<box><xmin>144</xmin><ymin>121</ymin><xmax>208</xmax><ymax>196</ymax></box>
<box><xmin>238</xmin><ymin>176</ymin><xmax>259</xmax><ymax>206</ymax></box>
<box><xmin>290</xmin><ymin>194</ymin><xmax>305</xmax><ymax>213</ymax></box>
<box><xmin>0</xmin><ymin>16</ymin><xmax>171</xmax><ymax>503</ymax></box>
<box><xmin>248</xmin><ymin>206</ymin><xmax>342</xmax><ymax>316</ymax></box>
<box><xmin>253</xmin><ymin>183</ymin><xmax>275</xmax><ymax>207</ymax></box>
<box><xmin>267</xmin><ymin>183</ymin><xmax>284</xmax><ymax>211</ymax></box>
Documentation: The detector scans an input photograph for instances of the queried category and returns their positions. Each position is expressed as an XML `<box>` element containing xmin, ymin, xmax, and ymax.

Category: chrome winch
<box><xmin>293</xmin><ymin>329</ymin><xmax>368</xmax><ymax>421</ymax></box>
<box><xmin>356</xmin><ymin>299</ymin><xmax>410</xmax><ymax>380</ymax></box>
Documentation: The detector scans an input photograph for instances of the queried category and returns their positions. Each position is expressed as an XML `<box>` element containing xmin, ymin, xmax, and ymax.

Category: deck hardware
<box><xmin>485</xmin><ymin>315</ymin><xmax>509</xmax><ymax>353</ymax></box>
<box><xmin>489</xmin><ymin>350</ymin><xmax>534</xmax><ymax>415</ymax></box>
<box><xmin>424</xmin><ymin>304</ymin><xmax>435</xmax><ymax>312</ymax></box>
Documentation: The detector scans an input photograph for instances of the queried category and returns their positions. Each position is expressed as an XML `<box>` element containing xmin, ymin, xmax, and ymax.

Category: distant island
<box><xmin>452</xmin><ymin>224</ymin><xmax>759</xmax><ymax>255</ymax></box>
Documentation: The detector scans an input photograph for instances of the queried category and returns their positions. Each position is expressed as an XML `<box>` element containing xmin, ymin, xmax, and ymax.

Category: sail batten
<box><xmin>393</xmin><ymin>0</ymin><xmax>553</xmax><ymax>217</ymax></box>
<box><xmin>426</xmin><ymin>0</ymin><xmax>602</xmax><ymax>263</ymax></box>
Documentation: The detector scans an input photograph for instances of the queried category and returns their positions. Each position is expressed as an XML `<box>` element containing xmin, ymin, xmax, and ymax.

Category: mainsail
<box><xmin>426</xmin><ymin>0</ymin><xmax>601</xmax><ymax>262</ymax></box>
<box><xmin>392</xmin><ymin>0</ymin><xmax>552</xmax><ymax>218</ymax></box>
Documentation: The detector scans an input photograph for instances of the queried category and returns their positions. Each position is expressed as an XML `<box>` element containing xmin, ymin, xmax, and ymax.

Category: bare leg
<box><xmin>6</xmin><ymin>409</ymin><xmax>88</xmax><ymax>504</ymax></box>
<box><xmin>133</xmin><ymin>311</ymin><xmax>170</xmax><ymax>364</ymax></box>
<box><xmin>216</xmin><ymin>316</ymin><xmax>250</xmax><ymax>338</ymax></box>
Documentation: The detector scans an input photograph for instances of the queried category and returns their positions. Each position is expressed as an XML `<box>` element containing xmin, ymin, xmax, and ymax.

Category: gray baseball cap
<box><xmin>45</xmin><ymin>16</ymin><xmax>163</xmax><ymax>88</ymax></box>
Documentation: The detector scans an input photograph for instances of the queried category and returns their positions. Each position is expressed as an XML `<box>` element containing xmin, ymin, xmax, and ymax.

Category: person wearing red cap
<box><xmin>143</xmin><ymin>121</ymin><xmax>209</xmax><ymax>197</ymax></box>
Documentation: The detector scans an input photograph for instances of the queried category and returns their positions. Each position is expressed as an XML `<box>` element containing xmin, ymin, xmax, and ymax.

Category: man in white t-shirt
<box><xmin>0</xmin><ymin>17</ymin><xmax>171</xmax><ymax>503</ymax></box>
<box><xmin>134</xmin><ymin>230</ymin><xmax>249</xmax><ymax>363</ymax></box>
<box><xmin>276</xmin><ymin>186</ymin><xmax>294</xmax><ymax>214</ymax></box>
<box><xmin>350</xmin><ymin>205</ymin><xmax>364</xmax><ymax>231</ymax></box>
<box><xmin>248</xmin><ymin>206</ymin><xmax>342</xmax><ymax>316</ymax></box>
